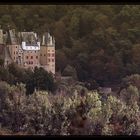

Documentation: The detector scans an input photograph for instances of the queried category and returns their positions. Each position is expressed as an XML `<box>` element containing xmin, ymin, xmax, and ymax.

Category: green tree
<box><xmin>33</xmin><ymin>67</ymin><xmax>55</xmax><ymax>92</ymax></box>
<box><xmin>56</xmin><ymin>50</ymin><xmax>68</xmax><ymax>73</ymax></box>
<box><xmin>62</xmin><ymin>64</ymin><xmax>77</xmax><ymax>80</ymax></box>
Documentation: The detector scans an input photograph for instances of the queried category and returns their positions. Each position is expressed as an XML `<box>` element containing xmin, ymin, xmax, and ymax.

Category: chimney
<box><xmin>50</xmin><ymin>36</ymin><xmax>52</xmax><ymax>45</ymax></box>
<box><xmin>34</xmin><ymin>33</ymin><xmax>37</xmax><ymax>38</ymax></box>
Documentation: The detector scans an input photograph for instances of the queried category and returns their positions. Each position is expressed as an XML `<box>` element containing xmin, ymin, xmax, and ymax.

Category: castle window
<box><xmin>14</xmin><ymin>51</ymin><xmax>15</xmax><ymax>54</ymax></box>
<box><xmin>36</xmin><ymin>56</ymin><xmax>38</xmax><ymax>59</ymax></box>
<box><xmin>48</xmin><ymin>59</ymin><xmax>50</xmax><ymax>62</ymax></box>
<box><xmin>30</xmin><ymin>61</ymin><xmax>33</xmax><ymax>64</ymax></box>
<box><xmin>35</xmin><ymin>51</ymin><xmax>36</xmax><ymax>53</ymax></box>
<box><xmin>16</xmin><ymin>52</ymin><xmax>18</xmax><ymax>54</ymax></box>
<box><xmin>48</xmin><ymin>53</ymin><xmax>50</xmax><ymax>57</ymax></box>
<box><xmin>31</xmin><ymin>56</ymin><xmax>33</xmax><ymax>59</ymax></box>
<box><xmin>26</xmin><ymin>56</ymin><xmax>28</xmax><ymax>59</ymax></box>
<box><xmin>40</xmin><ymin>54</ymin><xmax>42</xmax><ymax>56</ymax></box>
<box><xmin>44</xmin><ymin>54</ymin><xmax>46</xmax><ymax>56</ymax></box>
<box><xmin>52</xmin><ymin>53</ymin><xmax>55</xmax><ymax>57</ymax></box>
<box><xmin>52</xmin><ymin>59</ymin><xmax>54</xmax><ymax>62</ymax></box>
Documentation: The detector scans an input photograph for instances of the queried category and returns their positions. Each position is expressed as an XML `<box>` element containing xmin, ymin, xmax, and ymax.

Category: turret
<box><xmin>0</xmin><ymin>28</ymin><xmax>3</xmax><ymax>44</ymax></box>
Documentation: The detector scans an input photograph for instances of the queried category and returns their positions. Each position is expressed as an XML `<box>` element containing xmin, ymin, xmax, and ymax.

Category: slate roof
<box><xmin>9</xmin><ymin>30</ymin><xmax>18</xmax><ymax>45</ymax></box>
<box><xmin>20</xmin><ymin>32</ymin><xmax>38</xmax><ymax>46</ymax></box>
<box><xmin>41</xmin><ymin>32</ymin><xmax>54</xmax><ymax>46</ymax></box>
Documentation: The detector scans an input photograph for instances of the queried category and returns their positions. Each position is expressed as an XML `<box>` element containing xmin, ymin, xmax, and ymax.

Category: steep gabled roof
<box><xmin>6</xmin><ymin>29</ymin><xmax>19</xmax><ymax>45</ymax></box>
<box><xmin>41</xmin><ymin>32</ymin><xmax>55</xmax><ymax>46</ymax></box>
<box><xmin>20</xmin><ymin>32</ymin><xmax>38</xmax><ymax>46</ymax></box>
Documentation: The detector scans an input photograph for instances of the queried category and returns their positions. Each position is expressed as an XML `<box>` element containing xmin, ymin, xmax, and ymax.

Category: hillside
<box><xmin>0</xmin><ymin>5</ymin><xmax>140</xmax><ymax>86</ymax></box>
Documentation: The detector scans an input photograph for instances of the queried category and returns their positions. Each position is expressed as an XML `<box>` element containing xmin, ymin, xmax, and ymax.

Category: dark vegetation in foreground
<box><xmin>0</xmin><ymin>70</ymin><xmax>140</xmax><ymax>135</ymax></box>
<box><xmin>0</xmin><ymin>63</ymin><xmax>55</xmax><ymax>94</ymax></box>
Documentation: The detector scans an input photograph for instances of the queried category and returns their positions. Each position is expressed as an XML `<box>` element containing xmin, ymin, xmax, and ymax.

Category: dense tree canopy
<box><xmin>0</xmin><ymin>63</ymin><xmax>55</xmax><ymax>94</ymax></box>
<box><xmin>0</xmin><ymin>5</ymin><xmax>140</xmax><ymax>86</ymax></box>
<box><xmin>0</xmin><ymin>74</ymin><xmax>140</xmax><ymax>135</ymax></box>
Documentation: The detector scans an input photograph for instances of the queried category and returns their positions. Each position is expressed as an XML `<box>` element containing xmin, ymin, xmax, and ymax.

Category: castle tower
<box><xmin>0</xmin><ymin>27</ymin><xmax>4</xmax><ymax>45</ymax></box>
<box><xmin>46</xmin><ymin>34</ymin><xmax>55</xmax><ymax>74</ymax></box>
<box><xmin>40</xmin><ymin>32</ymin><xmax>55</xmax><ymax>74</ymax></box>
<box><xmin>6</xmin><ymin>29</ymin><xmax>23</xmax><ymax>66</ymax></box>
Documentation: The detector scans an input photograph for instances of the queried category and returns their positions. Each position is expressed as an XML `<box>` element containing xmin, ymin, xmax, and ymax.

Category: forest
<box><xmin>0</xmin><ymin>5</ymin><xmax>140</xmax><ymax>135</ymax></box>
<box><xmin>0</xmin><ymin>5</ymin><xmax>139</xmax><ymax>86</ymax></box>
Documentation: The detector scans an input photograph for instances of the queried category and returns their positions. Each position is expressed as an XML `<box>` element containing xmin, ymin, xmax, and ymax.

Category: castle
<box><xmin>0</xmin><ymin>28</ymin><xmax>55</xmax><ymax>75</ymax></box>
